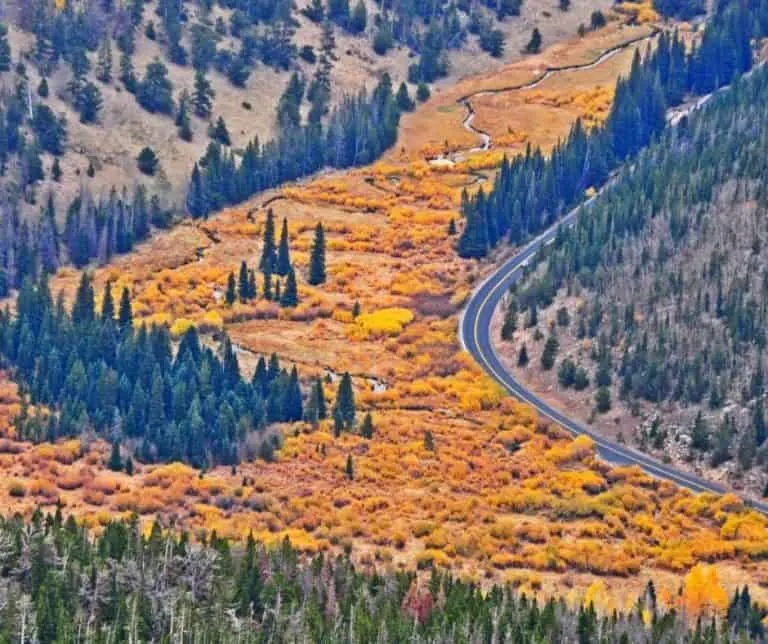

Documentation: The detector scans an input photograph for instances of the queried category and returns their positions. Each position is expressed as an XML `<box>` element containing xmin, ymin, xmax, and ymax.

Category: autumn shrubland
<box><xmin>0</xmin><ymin>12</ymin><xmax>765</xmax><ymax>617</ymax></box>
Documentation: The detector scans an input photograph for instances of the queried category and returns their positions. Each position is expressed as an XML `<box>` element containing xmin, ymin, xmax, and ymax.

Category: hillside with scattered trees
<box><xmin>502</xmin><ymin>57</ymin><xmax>768</xmax><ymax>495</ymax></box>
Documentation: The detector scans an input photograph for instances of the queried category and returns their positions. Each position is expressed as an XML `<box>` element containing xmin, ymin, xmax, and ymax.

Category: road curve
<box><xmin>459</xmin><ymin>204</ymin><xmax>768</xmax><ymax>513</ymax></box>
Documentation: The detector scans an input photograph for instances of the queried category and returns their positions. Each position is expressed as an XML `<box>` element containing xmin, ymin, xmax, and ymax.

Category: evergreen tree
<box><xmin>76</xmin><ymin>82</ymin><xmax>103</xmax><ymax>124</ymax></box>
<box><xmin>691</xmin><ymin>411</ymin><xmax>710</xmax><ymax>452</ymax></box>
<box><xmin>360</xmin><ymin>412</ymin><xmax>374</xmax><ymax>438</ymax></box>
<box><xmin>518</xmin><ymin>344</ymin><xmax>529</xmax><ymax>367</ymax></box>
<box><xmin>137</xmin><ymin>58</ymin><xmax>174</xmax><ymax>114</ymax></box>
<box><xmin>192</xmin><ymin>70</ymin><xmax>215</xmax><ymax>118</ymax></box>
<box><xmin>345</xmin><ymin>453</ymin><xmax>354</xmax><ymax>479</ymax></box>
<box><xmin>137</xmin><ymin>147</ymin><xmax>159</xmax><ymax>175</ymax></box>
<box><xmin>540</xmin><ymin>334</ymin><xmax>558</xmax><ymax>370</ymax></box>
<box><xmin>260</xmin><ymin>209</ymin><xmax>277</xmax><ymax>273</ymax></box>
<box><xmin>226</xmin><ymin>272</ymin><xmax>237</xmax><ymax>305</ymax></box>
<box><xmin>210</xmin><ymin>116</ymin><xmax>231</xmax><ymax>145</ymax></box>
<box><xmin>109</xmin><ymin>440</ymin><xmax>122</xmax><ymax>471</ymax></box>
<box><xmin>238</xmin><ymin>261</ymin><xmax>250</xmax><ymax>301</ymax></box>
<box><xmin>335</xmin><ymin>372</ymin><xmax>355</xmax><ymax>428</ymax></box>
<box><xmin>96</xmin><ymin>38</ymin><xmax>114</xmax><ymax>83</ymax></box>
<box><xmin>0</xmin><ymin>24</ymin><xmax>11</xmax><ymax>72</ymax></box>
<box><xmin>101</xmin><ymin>281</ymin><xmax>115</xmax><ymax>322</ymax></box>
<box><xmin>280</xmin><ymin>267</ymin><xmax>298</xmax><ymax>307</ymax></box>
<box><xmin>525</xmin><ymin>28</ymin><xmax>542</xmax><ymax>54</ymax></box>
<box><xmin>118</xmin><ymin>287</ymin><xmax>133</xmax><ymax>332</ymax></box>
<box><xmin>176</xmin><ymin>89</ymin><xmax>193</xmax><ymax>141</ymax></box>
<box><xmin>277</xmin><ymin>218</ymin><xmax>291</xmax><ymax>276</ymax></box>
<box><xmin>308</xmin><ymin>222</ymin><xmax>326</xmax><ymax>285</ymax></box>
<box><xmin>119</xmin><ymin>53</ymin><xmax>137</xmax><ymax>93</ymax></box>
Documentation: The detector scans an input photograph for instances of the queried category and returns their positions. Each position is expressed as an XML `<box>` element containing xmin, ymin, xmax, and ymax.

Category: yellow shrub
<box><xmin>170</xmin><ymin>318</ymin><xmax>195</xmax><ymax>338</ymax></box>
<box><xmin>355</xmin><ymin>308</ymin><xmax>414</xmax><ymax>337</ymax></box>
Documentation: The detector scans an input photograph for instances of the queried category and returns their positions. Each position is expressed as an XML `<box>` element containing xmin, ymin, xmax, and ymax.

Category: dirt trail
<box><xmin>458</xmin><ymin>28</ymin><xmax>661</xmax><ymax>152</ymax></box>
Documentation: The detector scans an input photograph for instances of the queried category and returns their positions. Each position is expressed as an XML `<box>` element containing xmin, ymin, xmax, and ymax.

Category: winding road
<box><xmin>459</xmin><ymin>202</ymin><xmax>768</xmax><ymax>512</ymax></box>
<box><xmin>458</xmin><ymin>173</ymin><xmax>768</xmax><ymax>514</ymax></box>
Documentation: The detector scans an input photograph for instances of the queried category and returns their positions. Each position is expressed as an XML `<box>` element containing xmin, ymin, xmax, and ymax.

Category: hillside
<box><xmin>0</xmin><ymin>0</ymin><xmax>611</xmax><ymax>216</ymax></box>
<box><xmin>499</xmin><ymin>60</ymin><xmax>768</xmax><ymax>498</ymax></box>
<box><xmin>0</xmin><ymin>0</ymin><xmax>765</xmax><ymax>631</ymax></box>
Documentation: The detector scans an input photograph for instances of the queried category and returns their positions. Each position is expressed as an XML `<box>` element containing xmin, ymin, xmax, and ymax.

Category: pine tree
<box><xmin>192</xmin><ymin>70</ymin><xmax>215</xmax><ymax>118</ymax></box>
<box><xmin>316</xmin><ymin>378</ymin><xmax>327</xmax><ymax>419</ymax></box>
<box><xmin>119</xmin><ymin>53</ymin><xmax>137</xmax><ymax>93</ymax></box>
<box><xmin>345</xmin><ymin>453</ymin><xmax>354</xmax><ymax>480</ymax></box>
<box><xmin>308</xmin><ymin>222</ymin><xmax>326</xmax><ymax>285</ymax></box>
<box><xmin>118</xmin><ymin>287</ymin><xmax>133</xmax><ymax>332</ymax></box>
<box><xmin>137</xmin><ymin>58</ymin><xmax>174</xmax><ymax>114</ymax></box>
<box><xmin>51</xmin><ymin>158</ymin><xmax>62</xmax><ymax>182</ymax></box>
<box><xmin>226</xmin><ymin>272</ymin><xmax>237</xmax><ymax>306</ymax></box>
<box><xmin>277</xmin><ymin>218</ymin><xmax>291</xmax><ymax>276</ymax></box>
<box><xmin>176</xmin><ymin>90</ymin><xmax>193</xmax><ymax>141</ymax></box>
<box><xmin>396</xmin><ymin>82</ymin><xmax>415</xmax><ymax>111</ymax></box>
<box><xmin>187</xmin><ymin>163</ymin><xmax>207</xmax><ymax>219</ymax></box>
<box><xmin>335</xmin><ymin>372</ymin><xmax>355</xmax><ymax>428</ymax></box>
<box><xmin>360</xmin><ymin>412</ymin><xmax>374</xmax><ymax>438</ymax></box>
<box><xmin>540</xmin><ymin>334</ymin><xmax>558</xmax><ymax>370</ymax></box>
<box><xmin>96</xmin><ymin>38</ymin><xmax>114</xmax><ymax>83</ymax></box>
<box><xmin>525</xmin><ymin>28</ymin><xmax>542</xmax><ymax>54</ymax></box>
<box><xmin>76</xmin><ymin>82</ymin><xmax>103</xmax><ymax>124</ymax></box>
<box><xmin>210</xmin><ymin>116</ymin><xmax>231</xmax><ymax>145</ymax></box>
<box><xmin>72</xmin><ymin>273</ymin><xmax>96</xmax><ymax>326</ymax></box>
<box><xmin>280</xmin><ymin>267</ymin><xmax>298</xmax><ymax>307</ymax></box>
<box><xmin>238</xmin><ymin>261</ymin><xmax>250</xmax><ymax>301</ymax></box>
<box><xmin>691</xmin><ymin>411</ymin><xmax>710</xmax><ymax>452</ymax></box>
<box><xmin>518</xmin><ymin>344</ymin><xmax>529</xmax><ymax>367</ymax></box>
<box><xmin>38</xmin><ymin>78</ymin><xmax>49</xmax><ymax>97</ymax></box>
<box><xmin>247</xmin><ymin>270</ymin><xmax>257</xmax><ymax>300</ymax></box>
<box><xmin>260</xmin><ymin>209</ymin><xmax>277</xmax><ymax>273</ymax></box>
<box><xmin>109</xmin><ymin>440</ymin><xmax>122</xmax><ymax>471</ymax></box>
<box><xmin>0</xmin><ymin>24</ymin><xmax>11</xmax><ymax>72</ymax></box>
<box><xmin>101</xmin><ymin>281</ymin><xmax>115</xmax><ymax>322</ymax></box>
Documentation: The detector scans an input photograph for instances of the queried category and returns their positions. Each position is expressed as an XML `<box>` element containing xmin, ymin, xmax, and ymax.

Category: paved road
<box><xmin>459</xmin><ymin>203</ymin><xmax>768</xmax><ymax>513</ymax></box>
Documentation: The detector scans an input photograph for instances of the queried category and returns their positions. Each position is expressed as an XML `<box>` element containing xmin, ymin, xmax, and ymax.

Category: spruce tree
<box><xmin>308</xmin><ymin>222</ymin><xmax>326</xmax><ymax>285</ymax></box>
<box><xmin>176</xmin><ymin>90</ymin><xmax>193</xmax><ymax>141</ymax></box>
<box><xmin>260</xmin><ymin>209</ymin><xmax>277</xmax><ymax>273</ymax></box>
<box><xmin>345</xmin><ymin>453</ymin><xmax>354</xmax><ymax>480</ymax></box>
<box><xmin>225</xmin><ymin>272</ymin><xmax>237</xmax><ymax>305</ymax></box>
<box><xmin>96</xmin><ymin>38</ymin><xmax>113</xmax><ymax>83</ymax></box>
<box><xmin>193</xmin><ymin>69</ymin><xmax>215</xmax><ymax>118</ymax></box>
<box><xmin>210</xmin><ymin>116</ymin><xmax>231</xmax><ymax>145</ymax></box>
<box><xmin>118</xmin><ymin>287</ymin><xmax>133</xmax><ymax>332</ymax></box>
<box><xmin>280</xmin><ymin>267</ymin><xmax>298</xmax><ymax>307</ymax></box>
<box><xmin>0</xmin><ymin>24</ymin><xmax>11</xmax><ymax>72</ymax></box>
<box><xmin>518</xmin><ymin>344</ymin><xmax>529</xmax><ymax>367</ymax></box>
<box><xmin>238</xmin><ymin>261</ymin><xmax>250</xmax><ymax>301</ymax></box>
<box><xmin>72</xmin><ymin>273</ymin><xmax>96</xmax><ymax>326</ymax></box>
<box><xmin>101</xmin><ymin>281</ymin><xmax>115</xmax><ymax>322</ymax></box>
<box><xmin>108</xmin><ymin>440</ymin><xmax>122</xmax><ymax>471</ymax></box>
<box><xmin>51</xmin><ymin>158</ymin><xmax>62</xmax><ymax>182</ymax></box>
<box><xmin>335</xmin><ymin>372</ymin><xmax>355</xmax><ymax>428</ymax></box>
<box><xmin>360</xmin><ymin>412</ymin><xmax>374</xmax><ymax>439</ymax></box>
<box><xmin>187</xmin><ymin>163</ymin><xmax>207</xmax><ymax>219</ymax></box>
<box><xmin>277</xmin><ymin>218</ymin><xmax>291</xmax><ymax>276</ymax></box>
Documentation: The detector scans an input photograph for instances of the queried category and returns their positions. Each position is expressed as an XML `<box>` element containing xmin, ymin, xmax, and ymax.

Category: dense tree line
<box><xmin>508</xmin><ymin>58</ymin><xmax>768</xmax><ymax>472</ymax></box>
<box><xmin>0</xmin><ymin>186</ymin><xmax>164</xmax><ymax>301</ymax></box>
<box><xmin>458</xmin><ymin>0</ymin><xmax>764</xmax><ymax>259</ymax></box>
<box><xmin>187</xmin><ymin>74</ymin><xmax>401</xmax><ymax>218</ymax></box>
<box><xmin>0</xmin><ymin>510</ymin><xmax>763</xmax><ymax>642</ymax></box>
<box><xmin>0</xmin><ymin>273</ymin><xmax>308</xmax><ymax>467</ymax></box>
